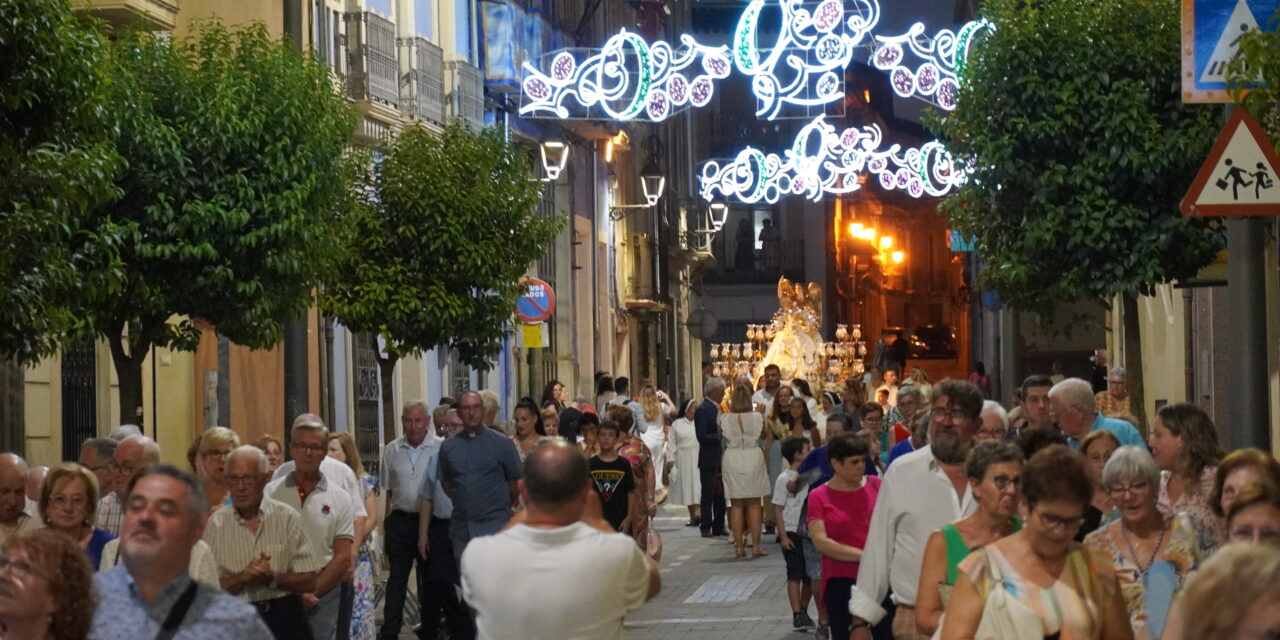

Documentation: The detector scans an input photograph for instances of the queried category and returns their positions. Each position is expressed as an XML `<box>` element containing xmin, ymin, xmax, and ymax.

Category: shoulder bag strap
<box><xmin>154</xmin><ymin>581</ymin><xmax>200</xmax><ymax>640</ymax></box>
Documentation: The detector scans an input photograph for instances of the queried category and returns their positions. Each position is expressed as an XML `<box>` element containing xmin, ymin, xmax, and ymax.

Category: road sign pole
<box><xmin>1226</xmin><ymin>215</ymin><xmax>1271</xmax><ymax>449</ymax></box>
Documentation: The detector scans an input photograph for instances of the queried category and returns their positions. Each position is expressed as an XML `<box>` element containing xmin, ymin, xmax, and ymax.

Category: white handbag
<box><xmin>933</xmin><ymin>547</ymin><xmax>1046</xmax><ymax>640</ymax></box>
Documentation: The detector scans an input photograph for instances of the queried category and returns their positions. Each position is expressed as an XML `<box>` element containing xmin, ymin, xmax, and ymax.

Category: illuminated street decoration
<box><xmin>871</xmin><ymin>19</ymin><xmax>993</xmax><ymax>110</ymax></box>
<box><xmin>520</xmin><ymin>31</ymin><xmax>731</xmax><ymax>121</ymax></box>
<box><xmin>733</xmin><ymin>0</ymin><xmax>879</xmax><ymax>119</ymax></box>
<box><xmin>698</xmin><ymin>116</ymin><xmax>967</xmax><ymax>204</ymax></box>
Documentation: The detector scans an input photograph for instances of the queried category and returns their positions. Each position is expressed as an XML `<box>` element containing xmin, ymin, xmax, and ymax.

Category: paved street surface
<box><xmin>383</xmin><ymin>504</ymin><xmax>817</xmax><ymax>640</ymax></box>
<box><xmin>625</xmin><ymin>506</ymin><xmax>815</xmax><ymax>640</ymax></box>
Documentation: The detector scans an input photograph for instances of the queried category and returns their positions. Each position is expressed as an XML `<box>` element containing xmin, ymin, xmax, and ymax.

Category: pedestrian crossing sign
<box><xmin>1181</xmin><ymin>108</ymin><xmax>1280</xmax><ymax>216</ymax></box>
<box><xmin>1181</xmin><ymin>0</ymin><xmax>1278</xmax><ymax>102</ymax></box>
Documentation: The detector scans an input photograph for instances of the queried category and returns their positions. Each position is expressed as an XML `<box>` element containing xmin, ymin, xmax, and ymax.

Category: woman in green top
<box><xmin>915</xmin><ymin>440</ymin><xmax>1026</xmax><ymax>636</ymax></box>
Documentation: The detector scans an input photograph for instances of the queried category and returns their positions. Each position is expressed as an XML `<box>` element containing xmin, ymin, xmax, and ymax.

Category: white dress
<box><xmin>639</xmin><ymin>413</ymin><xmax>666</xmax><ymax>492</ymax></box>
<box><xmin>666</xmin><ymin>417</ymin><xmax>701</xmax><ymax>506</ymax></box>
<box><xmin>719</xmin><ymin>412</ymin><xmax>770</xmax><ymax>499</ymax></box>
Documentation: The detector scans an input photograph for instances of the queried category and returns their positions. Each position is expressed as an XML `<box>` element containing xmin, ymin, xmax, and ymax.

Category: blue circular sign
<box><xmin>516</xmin><ymin>278</ymin><xmax>556</xmax><ymax>323</ymax></box>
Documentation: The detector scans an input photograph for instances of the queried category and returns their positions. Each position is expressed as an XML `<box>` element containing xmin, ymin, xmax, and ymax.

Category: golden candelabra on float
<box><xmin>707</xmin><ymin>279</ymin><xmax>867</xmax><ymax>390</ymax></box>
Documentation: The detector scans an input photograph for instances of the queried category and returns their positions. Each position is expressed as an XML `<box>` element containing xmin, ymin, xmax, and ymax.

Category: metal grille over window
<box><xmin>347</xmin><ymin>11</ymin><xmax>399</xmax><ymax>107</ymax></box>
<box><xmin>413</xmin><ymin>37</ymin><xmax>446</xmax><ymax>125</ymax></box>
<box><xmin>60</xmin><ymin>339</ymin><xmax>97</xmax><ymax>462</ymax></box>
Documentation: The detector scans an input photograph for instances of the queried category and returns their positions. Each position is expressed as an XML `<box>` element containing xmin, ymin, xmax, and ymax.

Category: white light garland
<box><xmin>870</xmin><ymin>19</ymin><xmax>993</xmax><ymax>110</ymax></box>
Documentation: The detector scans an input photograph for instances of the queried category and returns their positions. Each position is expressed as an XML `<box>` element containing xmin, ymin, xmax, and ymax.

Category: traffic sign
<box><xmin>1181</xmin><ymin>0</ymin><xmax>1277</xmax><ymax>102</ymax></box>
<box><xmin>1181</xmin><ymin>108</ymin><xmax>1280</xmax><ymax>216</ymax></box>
<box><xmin>515</xmin><ymin>278</ymin><xmax>556</xmax><ymax>324</ymax></box>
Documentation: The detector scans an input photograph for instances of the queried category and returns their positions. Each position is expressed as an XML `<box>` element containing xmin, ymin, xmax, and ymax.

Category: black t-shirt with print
<box><xmin>588</xmin><ymin>455</ymin><xmax>635</xmax><ymax>531</ymax></box>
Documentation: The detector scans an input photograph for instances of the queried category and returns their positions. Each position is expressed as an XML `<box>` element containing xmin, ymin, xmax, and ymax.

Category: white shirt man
<box><xmin>752</xmin><ymin>365</ymin><xmax>782</xmax><ymax>407</ymax></box>
<box><xmin>461</xmin><ymin>441</ymin><xmax>658</xmax><ymax>640</ymax></box>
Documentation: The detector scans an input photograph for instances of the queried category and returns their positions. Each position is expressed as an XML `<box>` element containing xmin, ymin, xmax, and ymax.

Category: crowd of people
<box><xmin>0</xmin><ymin>362</ymin><xmax>1277</xmax><ymax>640</ymax></box>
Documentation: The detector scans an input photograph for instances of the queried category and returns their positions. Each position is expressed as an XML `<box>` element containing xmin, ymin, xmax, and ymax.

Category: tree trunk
<box><xmin>376</xmin><ymin>351</ymin><xmax>399</xmax><ymax>445</ymax></box>
<box><xmin>107</xmin><ymin>327</ymin><xmax>145</xmax><ymax>427</ymax></box>
<box><xmin>1121</xmin><ymin>294</ymin><xmax>1147</xmax><ymax>433</ymax></box>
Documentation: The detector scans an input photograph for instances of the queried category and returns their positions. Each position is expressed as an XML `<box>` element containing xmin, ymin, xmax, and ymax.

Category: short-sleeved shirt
<box><xmin>771</xmin><ymin>468</ymin><xmax>809</xmax><ymax>532</ymax></box>
<box><xmin>437</xmin><ymin>427</ymin><xmax>523</xmax><ymax>539</ymax></box>
<box><xmin>272</xmin><ymin>456</ymin><xmax>367</xmax><ymax>518</ymax></box>
<box><xmin>264</xmin><ymin>472</ymin><xmax>355</xmax><ymax>566</ymax></box>
<box><xmin>418</xmin><ymin>452</ymin><xmax>454</xmax><ymax>519</ymax></box>
<box><xmin>461</xmin><ymin>522</ymin><xmax>650</xmax><ymax>640</ymax></box>
<box><xmin>91</xmin><ymin>567</ymin><xmax>273</xmax><ymax>640</ymax></box>
<box><xmin>97</xmin><ymin>491</ymin><xmax>124</xmax><ymax>537</ymax></box>
<box><xmin>203</xmin><ymin>496</ymin><xmax>323</xmax><ymax>602</ymax></box>
<box><xmin>616</xmin><ymin>435</ymin><xmax>652</xmax><ymax>487</ymax></box>
<box><xmin>806</xmin><ymin>476</ymin><xmax>880</xmax><ymax>590</ymax></box>
<box><xmin>1067</xmin><ymin>413</ymin><xmax>1145</xmax><ymax>450</ymax></box>
<box><xmin>381</xmin><ymin>434</ymin><xmax>442</xmax><ymax>513</ymax></box>
<box><xmin>589</xmin><ymin>456</ymin><xmax>636</xmax><ymax>531</ymax></box>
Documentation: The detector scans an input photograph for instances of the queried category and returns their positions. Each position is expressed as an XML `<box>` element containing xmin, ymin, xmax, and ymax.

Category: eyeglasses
<box><xmin>225</xmin><ymin>474</ymin><xmax>263</xmax><ymax>486</ymax></box>
<box><xmin>990</xmin><ymin>474</ymin><xmax>1021</xmax><ymax>491</ymax></box>
<box><xmin>1108</xmin><ymin>379</ymin><xmax>1126</xmax><ymax>385</ymax></box>
<box><xmin>110</xmin><ymin>462</ymin><xmax>138</xmax><ymax>476</ymax></box>
<box><xmin>1106</xmin><ymin>482</ymin><xmax>1150</xmax><ymax>497</ymax></box>
<box><xmin>1035</xmin><ymin>510</ymin><xmax>1085</xmax><ymax>531</ymax></box>
<box><xmin>976</xmin><ymin>428</ymin><xmax>1007</xmax><ymax>439</ymax></box>
<box><xmin>0</xmin><ymin>557</ymin><xmax>33</xmax><ymax>580</ymax></box>
<box><xmin>51</xmin><ymin>494</ymin><xmax>88</xmax><ymax>510</ymax></box>
<box><xmin>291</xmin><ymin>443</ymin><xmax>325</xmax><ymax>453</ymax></box>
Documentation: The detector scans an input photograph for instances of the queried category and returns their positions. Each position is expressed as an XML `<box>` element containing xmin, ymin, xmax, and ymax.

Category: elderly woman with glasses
<box><xmin>940</xmin><ymin>445</ymin><xmax>1132</xmax><ymax>640</ymax></box>
<box><xmin>38</xmin><ymin>463</ymin><xmax>114</xmax><ymax>571</ymax></box>
<box><xmin>1084</xmin><ymin>447</ymin><xmax>1208</xmax><ymax>640</ymax></box>
<box><xmin>195</xmin><ymin>426</ymin><xmax>241</xmax><ymax>512</ymax></box>
<box><xmin>916</xmin><ymin>440</ymin><xmax>1025</xmax><ymax>636</ymax></box>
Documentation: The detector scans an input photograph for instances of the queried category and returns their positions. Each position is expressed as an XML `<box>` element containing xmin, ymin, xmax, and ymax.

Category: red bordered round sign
<box><xmin>515</xmin><ymin>278</ymin><xmax>556</xmax><ymax>324</ymax></box>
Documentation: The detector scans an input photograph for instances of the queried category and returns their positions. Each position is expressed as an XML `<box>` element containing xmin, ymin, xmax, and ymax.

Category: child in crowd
<box><xmin>773</xmin><ymin>436</ymin><xmax>817</xmax><ymax>632</ymax></box>
<box><xmin>588</xmin><ymin>421</ymin><xmax>637</xmax><ymax>533</ymax></box>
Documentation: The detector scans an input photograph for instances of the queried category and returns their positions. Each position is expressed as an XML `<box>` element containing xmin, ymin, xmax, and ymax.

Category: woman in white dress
<box><xmin>638</xmin><ymin>386</ymin><xmax>673</xmax><ymax>495</ymax></box>
<box><xmin>720</xmin><ymin>383</ymin><xmax>771</xmax><ymax>558</ymax></box>
<box><xmin>664</xmin><ymin>399</ymin><xmax>702</xmax><ymax>527</ymax></box>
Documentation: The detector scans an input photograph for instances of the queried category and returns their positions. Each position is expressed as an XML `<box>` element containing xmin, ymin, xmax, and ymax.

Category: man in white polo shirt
<box><xmin>205</xmin><ymin>445</ymin><xmax>322</xmax><ymax>640</ymax></box>
<box><xmin>266</xmin><ymin>420</ymin><xmax>355</xmax><ymax>640</ymax></box>
<box><xmin>461</xmin><ymin>440</ymin><xmax>659</xmax><ymax>640</ymax></box>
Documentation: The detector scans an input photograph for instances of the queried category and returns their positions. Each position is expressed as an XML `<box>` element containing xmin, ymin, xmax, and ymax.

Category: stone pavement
<box><xmin>623</xmin><ymin>506</ymin><xmax>819</xmax><ymax>640</ymax></box>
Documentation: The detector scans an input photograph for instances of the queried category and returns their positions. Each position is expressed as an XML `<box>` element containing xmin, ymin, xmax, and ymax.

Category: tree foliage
<box><xmin>933</xmin><ymin>0</ymin><xmax>1223</xmax><ymax>311</ymax></box>
<box><xmin>0</xmin><ymin>0</ymin><xmax>123</xmax><ymax>363</ymax></box>
<box><xmin>322</xmin><ymin>122</ymin><xmax>562</xmax><ymax>369</ymax></box>
<box><xmin>95</xmin><ymin>20</ymin><xmax>357</xmax><ymax>421</ymax></box>
<box><xmin>1229</xmin><ymin>14</ymin><xmax>1280</xmax><ymax>140</ymax></box>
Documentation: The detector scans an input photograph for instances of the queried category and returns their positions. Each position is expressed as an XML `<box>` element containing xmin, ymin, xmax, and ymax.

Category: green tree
<box><xmin>1229</xmin><ymin>15</ymin><xmax>1280</xmax><ymax>136</ymax></box>
<box><xmin>0</xmin><ymin>0</ymin><xmax>122</xmax><ymax>363</ymax></box>
<box><xmin>94</xmin><ymin>21</ymin><xmax>356</xmax><ymax>424</ymax></box>
<box><xmin>932</xmin><ymin>0</ymin><xmax>1222</xmax><ymax>427</ymax></box>
<box><xmin>322</xmin><ymin>123</ymin><xmax>561</xmax><ymax>438</ymax></box>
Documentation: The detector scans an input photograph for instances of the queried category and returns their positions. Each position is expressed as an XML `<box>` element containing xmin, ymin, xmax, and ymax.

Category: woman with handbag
<box><xmin>916</xmin><ymin>440</ymin><xmax>1025</xmax><ymax>636</ymax></box>
<box><xmin>940</xmin><ymin>445</ymin><xmax>1133</xmax><ymax>640</ymax></box>
<box><xmin>720</xmin><ymin>383</ymin><xmax>771</xmax><ymax>558</ymax></box>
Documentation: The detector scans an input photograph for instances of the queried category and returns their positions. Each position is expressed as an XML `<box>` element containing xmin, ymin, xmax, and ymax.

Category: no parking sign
<box><xmin>515</xmin><ymin>278</ymin><xmax>556</xmax><ymax>324</ymax></box>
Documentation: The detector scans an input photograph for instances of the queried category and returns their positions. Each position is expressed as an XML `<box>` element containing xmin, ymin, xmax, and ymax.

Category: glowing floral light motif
<box><xmin>733</xmin><ymin>0</ymin><xmax>879</xmax><ymax>119</ymax></box>
<box><xmin>520</xmin><ymin>31</ymin><xmax>731</xmax><ymax>121</ymax></box>
<box><xmin>698</xmin><ymin>116</ymin><xmax>967</xmax><ymax>204</ymax></box>
<box><xmin>871</xmin><ymin>19</ymin><xmax>993</xmax><ymax>110</ymax></box>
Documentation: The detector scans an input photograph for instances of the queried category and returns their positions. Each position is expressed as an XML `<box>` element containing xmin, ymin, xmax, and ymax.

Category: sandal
<box><xmin>735</xmin><ymin>544</ymin><xmax>746</xmax><ymax>558</ymax></box>
<box><xmin>753</xmin><ymin>549</ymin><xmax>768</xmax><ymax>558</ymax></box>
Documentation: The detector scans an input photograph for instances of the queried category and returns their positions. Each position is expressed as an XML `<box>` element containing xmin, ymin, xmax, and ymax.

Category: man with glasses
<box><xmin>266</xmin><ymin>420</ymin><xmax>356</xmax><ymax>640</ymax></box>
<box><xmin>103</xmin><ymin>435</ymin><xmax>161</xmax><ymax>537</ymax></box>
<box><xmin>81</xmin><ymin>438</ymin><xmax>118</xmax><ymax>535</ymax></box>
<box><xmin>206</xmin><ymin>445</ymin><xmax>321</xmax><ymax>640</ymax></box>
<box><xmin>849</xmin><ymin>380</ymin><xmax>983</xmax><ymax>640</ymax></box>
<box><xmin>1048</xmin><ymin>377</ymin><xmax>1145</xmax><ymax>450</ymax></box>
<box><xmin>416</xmin><ymin>407</ymin><xmax>475</xmax><ymax>640</ymax></box>
<box><xmin>437</xmin><ymin>391</ymin><xmax>523</xmax><ymax>565</ymax></box>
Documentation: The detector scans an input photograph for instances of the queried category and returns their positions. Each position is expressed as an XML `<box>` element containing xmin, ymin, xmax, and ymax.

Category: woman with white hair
<box><xmin>1084</xmin><ymin>446</ymin><xmax>1209</xmax><ymax>640</ymax></box>
<box><xmin>1096</xmin><ymin>367</ymin><xmax>1131</xmax><ymax>418</ymax></box>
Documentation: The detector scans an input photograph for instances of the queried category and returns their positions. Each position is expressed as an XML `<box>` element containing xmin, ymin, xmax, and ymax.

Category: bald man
<box><xmin>461</xmin><ymin>441</ymin><xmax>658</xmax><ymax>639</ymax></box>
<box><xmin>0</xmin><ymin>454</ymin><xmax>39</xmax><ymax>544</ymax></box>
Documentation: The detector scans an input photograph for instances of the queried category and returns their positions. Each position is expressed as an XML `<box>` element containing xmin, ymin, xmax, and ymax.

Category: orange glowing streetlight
<box><xmin>880</xmin><ymin>236</ymin><xmax>893</xmax><ymax>250</ymax></box>
<box><xmin>891</xmin><ymin>251</ymin><xmax>905</xmax><ymax>264</ymax></box>
<box><xmin>849</xmin><ymin>222</ymin><xmax>864</xmax><ymax>238</ymax></box>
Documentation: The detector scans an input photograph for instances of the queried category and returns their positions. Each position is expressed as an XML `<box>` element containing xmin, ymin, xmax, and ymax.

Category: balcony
<box><xmin>447</xmin><ymin>59</ymin><xmax>485</xmax><ymax>129</ymax></box>
<box><xmin>346</xmin><ymin>11</ymin><xmax>399</xmax><ymax>108</ymax></box>
<box><xmin>704</xmin><ymin>239</ymin><xmax>805</xmax><ymax>285</ymax></box>
<box><xmin>82</xmin><ymin>0</ymin><xmax>178</xmax><ymax>31</ymax></box>
<box><xmin>410</xmin><ymin>37</ymin><xmax>446</xmax><ymax>126</ymax></box>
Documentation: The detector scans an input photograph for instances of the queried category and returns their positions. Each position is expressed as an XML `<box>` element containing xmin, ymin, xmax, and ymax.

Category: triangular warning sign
<box><xmin>1199</xmin><ymin>0</ymin><xmax>1260</xmax><ymax>84</ymax></box>
<box><xmin>1181</xmin><ymin>108</ymin><xmax>1280</xmax><ymax>216</ymax></box>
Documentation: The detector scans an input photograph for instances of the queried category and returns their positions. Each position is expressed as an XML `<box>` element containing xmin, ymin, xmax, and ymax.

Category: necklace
<box><xmin>1120</xmin><ymin>517</ymin><xmax>1168</xmax><ymax>581</ymax></box>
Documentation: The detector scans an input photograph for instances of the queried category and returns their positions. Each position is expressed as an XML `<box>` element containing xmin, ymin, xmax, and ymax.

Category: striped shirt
<box><xmin>97</xmin><ymin>492</ymin><xmax>123</xmax><ymax>537</ymax></box>
<box><xmin>381</xmin><ymin>434</ymin><xmax>442</xmax><ymax>513</ymax></box>
<box><xmin>203</xmin><ymin>496</ymin><xmax>323</xmax><ymax>602</ymax></box>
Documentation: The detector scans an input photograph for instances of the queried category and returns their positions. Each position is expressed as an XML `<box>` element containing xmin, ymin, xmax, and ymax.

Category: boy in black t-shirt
<box><xmin>588</xmin><ymin>420</ymin><xmax>637</xmax><ymax>532</ymax></box>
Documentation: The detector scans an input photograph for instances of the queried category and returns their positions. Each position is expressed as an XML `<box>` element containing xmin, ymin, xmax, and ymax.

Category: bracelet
<box><xmin>850</xmin><ymin>620</ymin><xmax>869</xmax><ymax>630</ymax></box>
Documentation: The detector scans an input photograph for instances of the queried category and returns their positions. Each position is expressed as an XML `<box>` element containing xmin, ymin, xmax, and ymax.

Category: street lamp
<box><xmin>539</xmin><ymin>128</ymin><xmax>569</xmax><ymax>182</ymax></box>
<box><xmin>708</xmin><ymin>200</ymin><xmax>729</xmax><ymax>231</ymax></box>
<box><xmin>640</xmin><ymin>159</ymin><xmax>666</xmax><ymax>206</ymax></box>
<box><xmin>891</xmin><ymin>250</ymin><xmax>905</xmax><ymax>264</ymax></box>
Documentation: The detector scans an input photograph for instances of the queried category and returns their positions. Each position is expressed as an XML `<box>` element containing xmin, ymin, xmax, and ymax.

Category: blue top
<box><xmin>886</xmin><ymin>437</ymin><xmax>916</xmax><ymax>469</ymax></box>
<box><xmin>91</xmin><ymin>566</ymin><xmax>273</xmax><ymax>640</ymax></box>
<box><xmin>437</xmin><ymin>426</ymin><xmax>523</xmax><ymax>539</ymax></box>
<box><xmin>1067</xmin><ymin>413</ymin><xmax>1146</xmax><ymax>450</ymax></box>
<box><xmin>86</xmin><ymin>527</ymin><xmax>115</xmax><ymax>572</ymax></box>
<box><xmin>419</xmin><ymin>451</ymin><xmax>454</xmax><ymax>519</ymax></box>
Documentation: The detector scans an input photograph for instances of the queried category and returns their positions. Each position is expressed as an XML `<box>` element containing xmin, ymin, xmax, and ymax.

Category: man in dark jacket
<box><xmin>696</xmin><ymin>377</ymin><xmax>728</xmax><ymax>537</ymax></box>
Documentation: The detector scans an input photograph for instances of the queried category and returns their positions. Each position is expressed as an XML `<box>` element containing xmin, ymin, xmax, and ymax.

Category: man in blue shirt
<box><xmin>1048</xmin><ymin>378</ymin><xmax>1146</xmax><ymax>450</ymax></box>
<box><xmin>92</xmin><ymin>465</ymin><xmax>272</xmax><ymax>640</ymax></box>
<box><xmin>437</xmin><ymin>391</ymin><xmax>523</xmax><ymax>566</ymax></box>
